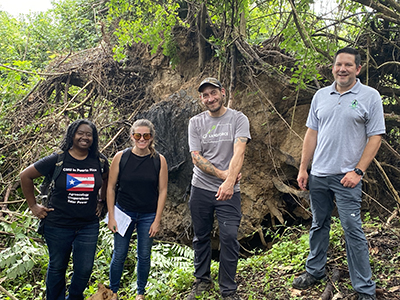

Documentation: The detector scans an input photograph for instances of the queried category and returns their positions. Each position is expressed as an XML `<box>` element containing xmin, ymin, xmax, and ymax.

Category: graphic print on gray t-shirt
<box><xmin>201</xmin><ymin>123</ymin><xmax>232</xmax><ymax>143</ymax></box>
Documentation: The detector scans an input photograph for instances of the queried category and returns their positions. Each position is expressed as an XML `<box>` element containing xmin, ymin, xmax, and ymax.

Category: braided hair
<box><xmin>130</xmin><ymin>119</ymin><xmax>156</xmax><ymax>157</ymax></box>
<box><xmin>59</xmin><ymin>119</ymin><xmax>100</xmax><ymax>158</ymax></box>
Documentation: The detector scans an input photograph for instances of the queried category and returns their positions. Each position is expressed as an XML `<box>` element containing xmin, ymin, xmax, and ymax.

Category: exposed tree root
<box><xmin>320</xmin><ymin>269</ymin><xmax>341</xmax><ymax>300</ymax></box>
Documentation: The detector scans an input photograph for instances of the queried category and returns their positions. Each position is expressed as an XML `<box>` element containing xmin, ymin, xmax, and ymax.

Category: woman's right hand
<box><xmin>108</xmin><ymin>218</ymin><xmax>118</xmax><ymax>233</ymax></box>
<box><xmin>30</xmin><ymin>203</ymin><xmax>54</xmax><ymax>219</ymax></box>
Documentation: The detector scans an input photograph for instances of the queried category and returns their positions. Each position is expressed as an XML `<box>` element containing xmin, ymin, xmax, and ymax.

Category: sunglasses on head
<box><xmin>132</xmin><ymin>133</ymin><xmax>152</xmax><ymax>140</ymax></box>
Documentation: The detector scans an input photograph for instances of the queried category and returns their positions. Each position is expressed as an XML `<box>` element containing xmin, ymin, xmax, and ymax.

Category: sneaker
<box><xmin>292</xmin><ymin>271</ymin><xmax>326</xmax><ymax>290</ymax></box>
<box><xmin>358</xmin><ymin>293</ymin><xmax>376</xmax><ymax>300</ymax></box>
<box><xmin>222</xmin><ymin>292</ymin><xmax>242</xmax><ymax>300</ymax></box>
<box><xmin>186</xmin><ymin>280</ymin><xmax>212</xmax><ymax>300</ymax></box>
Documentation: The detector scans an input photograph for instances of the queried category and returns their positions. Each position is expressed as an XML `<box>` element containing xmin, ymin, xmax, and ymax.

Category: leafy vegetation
<box><xmin>108</xmin><ymin>0</ymin><xmax>183</xmax><ymax>62</ymax></box>
<box><xmin>0</xmin><ymin>216</ymin><xmax>399</xmax><ymax>299</ymax></box>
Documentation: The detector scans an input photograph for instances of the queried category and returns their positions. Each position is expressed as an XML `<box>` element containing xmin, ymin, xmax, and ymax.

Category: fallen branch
<box><xmin>352</xmin><ymin>0</ymin><xmax>400</xmax><ymax>22</ymax></box>
<box><xmin>272</xmin><ymin>177</ymin><xmax>309</xmax><ymax>199</ymax></box>
<box><xmin>288</xmin><ymin>0</ymin><xmax>330</xmax><ymax>60</ymax></box>
<box><xmin>234</xmin><ymin>38</ymin><xmax>288</xmax><ymax>83</ymax></box>
<box><xmin>0</xmin><ymin>285</ymin><xmax>18</xmax><ymax>300</ymax></box>
<box><xmin>373</xmin><ymin>158</ymin><xmax>400</xmax><ymax>207</ymax></box>
<box><xmin>101</xmin><ymin>98</ymin><xmax>147</xmax><ymax>152</ymax></box>
<box><xmin>0</xmin><ymin>63</ymin><xmax>72</xmax><ymax>76</ymax></box>
<box><xmin>21</xmin><ymin>79</ymin><xmax>43</xmax><ymax>103</ymax></box>
<box><xmin>257</xmin><ymin>227</ymin><xmax>268</xmax><ymax>247</ymax></box>
<box><xmin>381</xmin><ymin>139</ymin><xmax>400</xmax><ymax>160</ymax></box>
<box><xmin>265</xmin><ymin>197</ymin><xmax>285</xmax><ymax>226</ymax></box>
<box><xmin>386</xmin><ymin>208</ymin><xmax>399</xmax><ymax>225</ymax></box>
<box><xmin>0</xmin><ymin>200</ymin><xmax>25</xmax><ymax>204</ymax></box>
<box><xmin>66</xmin><ymin>85</ymin><xmax>95</xmax><ymax>111</ymax></box>
<box><xmin>2</xmin><ymin>182</ymin><xmax>19</xmax><ymax>205</ymax></box>
<box><xmin>0</xmin><ymin>210</ymin><xmax>25</xmax><ymax>217</ymax></box>
<box><xmin>249</xmin><ymin>77</ymin><xmax>304</xmax><ymax>141</ymax></box>
<box><xmin>57</xmin><ymin>80</ymin><xmax>93</xmax><ymax>116</ymax></box>
<box><xmin>331</xmin><ymin>292</ymin><xmax>344</xmax><ymax>299</ymax></box>
<box><xmin>362</xmin><ymin>191</ymin><xmax>393</xmax><ymax>215</ymax></box>
<box><xmin>377</xmin><ymin>61</ymin><xmax>400</xmax><ymax>69</ymax></box>
<box><xmin>320</xmin><ymin>269</ymin><xmax>341</xmax><ymax>300</ymax></box>
<box><xmin>0</xmin><ymin>230</ymin><xmax>44</xmax><ymax>244</ymax></box>
<box><xmin>239</xmin><ymin>243</ymin><xmax>254</xmax><ymax>256</ymax></box>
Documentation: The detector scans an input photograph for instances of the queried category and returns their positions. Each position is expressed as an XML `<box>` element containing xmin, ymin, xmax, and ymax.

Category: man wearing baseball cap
<box><xmin>186</xmin><ymin>77</ymin><xmax>251</xmax><ymax>300</ymax></box>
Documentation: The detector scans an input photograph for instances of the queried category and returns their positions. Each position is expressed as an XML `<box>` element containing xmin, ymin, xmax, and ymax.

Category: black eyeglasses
<box><xmin>132</xmin><ymin>133</ymin><xmax>152</xmax><ymax>140</ymax></box>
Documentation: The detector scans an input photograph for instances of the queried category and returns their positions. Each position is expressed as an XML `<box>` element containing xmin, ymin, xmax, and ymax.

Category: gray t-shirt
<box><xmin>306</xmin><ymin>79</ymin><xmax>385</xmax><ymax>176</ymax></box>
<box><xmin>188</xmin><ymin>108</ymin><xmax>251</xmax><ymax>192</ymax></box>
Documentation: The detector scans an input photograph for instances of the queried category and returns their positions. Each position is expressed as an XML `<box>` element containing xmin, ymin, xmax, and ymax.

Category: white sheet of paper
<box><xmin>103</xmin><ymin>206</ymin><xmax>131</xmax><ymax>237</ymax></box>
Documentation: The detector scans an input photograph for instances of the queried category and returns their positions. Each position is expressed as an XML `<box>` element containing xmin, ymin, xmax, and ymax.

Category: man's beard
<box><xmin>207</xmin><ymin>98</ymin><xmax>223</xmax><ymax>113</ymax></box>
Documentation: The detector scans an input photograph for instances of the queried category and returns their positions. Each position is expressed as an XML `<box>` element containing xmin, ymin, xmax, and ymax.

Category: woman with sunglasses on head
<box><xmin>107</xmin><ymin>119</ymin><xmax>168</xmax><ymax>300</ymax></box>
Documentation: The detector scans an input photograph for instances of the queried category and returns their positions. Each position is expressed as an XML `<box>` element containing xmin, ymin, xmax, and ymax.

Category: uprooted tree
<box><xmin>1</xmin><ymin>0</ymin><xmax>400</xmax><ymax>252</ymax></box>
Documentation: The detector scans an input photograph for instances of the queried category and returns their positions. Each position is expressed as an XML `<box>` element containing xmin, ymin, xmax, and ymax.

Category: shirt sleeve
<box><xmin>234</xmin><ymin>112</ymin><xmax>251</xmax><ymax>141</ymax></box>
<box><xmin>306</xmin><ymin>93</ymin><xmax>319</xmax><ymax>131</ymax></box>
<box><xmin>34</xmin><ymin>153</ymin><xmax>58</xmax><ymax>177</ymax></box>
<box><xmin>365</xmin><ymin>90</ymin><xmax>386</xmax><ymax>137</ymax></box>
<box><xmin>188</xmin><ymin>117</ymin><xmax>202</xmax><ymax>152</ymax></box>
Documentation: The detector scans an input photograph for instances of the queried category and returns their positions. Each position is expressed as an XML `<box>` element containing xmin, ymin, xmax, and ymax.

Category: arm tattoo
<box><xmin>234</xmin><ymin>137</ymin><xmax>248</xmax><ymax>144</ymax></box>
<box><xmin>191</xmin><ymin>152</ymin><xmax>217</xmax><ymax>176</ymax></box>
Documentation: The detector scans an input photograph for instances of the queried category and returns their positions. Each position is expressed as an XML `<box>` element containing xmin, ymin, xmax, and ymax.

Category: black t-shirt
<box><xmin>34</xmin><ymin>151</ymin><xmax>107</xmax><ymax>228</ymax></box>
<box><xmin>117</xmin><ymin>152</ymin><xmax>158</xmax><ymax>213</ymax></box>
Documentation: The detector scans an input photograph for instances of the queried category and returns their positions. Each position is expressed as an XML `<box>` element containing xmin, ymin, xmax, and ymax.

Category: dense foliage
<box><xmin>1</xmin><ymin>213</ymin><xmax>398</xmax><ymax>299</ymax></box>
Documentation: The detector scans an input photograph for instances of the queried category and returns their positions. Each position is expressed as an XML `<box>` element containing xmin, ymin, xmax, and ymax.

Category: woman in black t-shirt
<box><xmin>20</xmin><ymin>119</ymin><xmax>109</xmax><ymax>300</ymax></box>
<box><xmin>106</xmin><ymin>119</ymin><xmax>168</xmax><ymax>300</ymax></box>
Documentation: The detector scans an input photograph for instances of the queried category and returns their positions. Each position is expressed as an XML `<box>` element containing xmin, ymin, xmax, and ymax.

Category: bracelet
<box><xmin>98</xmin><ymin>199</ymin><xmax>103</xmax><ymax>203</ymax></box>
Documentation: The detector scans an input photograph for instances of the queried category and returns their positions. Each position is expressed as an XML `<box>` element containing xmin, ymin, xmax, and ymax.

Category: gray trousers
<box><xmin>306</xmin><ymin>174</ymin><xmax>375</xmax><ymax>295</ymax></box>
<box><xmin>189</xmin><ymin>186</ymin><xmax>242</xmax><ymax>296</ymax></box>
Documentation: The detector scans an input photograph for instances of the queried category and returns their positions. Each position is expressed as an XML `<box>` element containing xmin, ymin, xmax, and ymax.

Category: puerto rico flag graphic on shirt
<box><xmin>66</xmin><ymin>173</ymin><xmax>95</xmax><ymax>191</ymax></box>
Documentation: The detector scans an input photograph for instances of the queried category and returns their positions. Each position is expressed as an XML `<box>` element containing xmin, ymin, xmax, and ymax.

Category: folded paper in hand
<box><xmin>104</xmin><ymin>205</ymin><xmax>131</xmax><ymax>237</ymax></box>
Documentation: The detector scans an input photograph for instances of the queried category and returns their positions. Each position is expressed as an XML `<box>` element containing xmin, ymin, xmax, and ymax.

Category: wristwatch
<box><xmin>354</xmin><ymin>168</ymin><xmax>364</xmax><ymax>176</ymax></box>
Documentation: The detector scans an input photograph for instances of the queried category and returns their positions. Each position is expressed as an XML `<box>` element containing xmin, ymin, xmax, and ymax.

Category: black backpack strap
<box><xmin>98</xmin><ymin>153</ymin><xmax>107</xmax><ymax>174</ymax></box>
<box><xmin>46</xmin><ymin>150</ymin><xmax>65</xmax><ymax>207</ymax></box>
<box><xmin>152</xmin><ymin>151</ymin><xmax>161</xmax><ymax>188</ymax></box>
<box><xmin>117</xmin><ymin>148</ymin><xmax>160</xmax><ymax>187</ymax></box>
<box><xmin>52</xmin><ymin>150</ymin><xmax>65</xmax><ymax>179</ymax></box>
<box><xmin>153</xmin><ymin>151</ymin><xmax>161</xmax><ymax>175</ymax></box>
<box><xmin>118</xmin><ymin>147</ymin><xmax>132</xmax><ymax>183</ymax></box>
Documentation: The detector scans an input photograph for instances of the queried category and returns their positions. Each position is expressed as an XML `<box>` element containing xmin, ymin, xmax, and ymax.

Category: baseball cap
<box><xmin>198</xmin><ymin>77</ymin><xmax>222</xmax><ymax>92</ymax></box>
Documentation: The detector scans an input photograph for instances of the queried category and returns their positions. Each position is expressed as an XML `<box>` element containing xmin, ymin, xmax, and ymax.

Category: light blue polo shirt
<box><xmin>307</xmin><ymin>79</ymin><xmax>385</xmax><ymax>176</ymax></box>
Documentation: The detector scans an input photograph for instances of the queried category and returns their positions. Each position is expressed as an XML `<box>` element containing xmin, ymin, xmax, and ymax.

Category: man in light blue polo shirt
<box><xmin>292</xmin><ymin>47</ymin><xmax>385</xmax><ymax>300</ymax></box>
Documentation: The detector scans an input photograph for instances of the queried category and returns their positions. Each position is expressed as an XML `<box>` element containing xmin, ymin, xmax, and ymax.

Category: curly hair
<box><xmin>129</xmin><ymin>119</ymin><xmax>156</xmax><ymax>157</ymax></box>
<box><xmin>59</xmin><ymin>119</ymin><xmax>100</xmax><ymax>158</ymax></box>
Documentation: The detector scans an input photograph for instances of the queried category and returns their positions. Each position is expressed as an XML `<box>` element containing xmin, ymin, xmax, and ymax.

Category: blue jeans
<box><xmin>306</xmin><ymin>175</ymin><xmax>375</xmax><ymax>296</ymax></box>
<box><xmin>109</xmin><ymin>205</ymin><xmax>155</xmax><ymax>295</ymax></box>
<box><xmin>43</xmin><ymin>222</ymin><xmax>99</xmax><ymax>300</ymax></box>
<box><xmin>189</xmin><ymin>186</ymin><xmax>242</xmax><ymax>297</ymax></box>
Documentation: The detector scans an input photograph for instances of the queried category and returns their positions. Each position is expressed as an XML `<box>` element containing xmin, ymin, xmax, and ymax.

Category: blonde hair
<box><xmin>130</xmin><ymin>119</ymin><xmax>156</xmax><ymax>156</ymax></box>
